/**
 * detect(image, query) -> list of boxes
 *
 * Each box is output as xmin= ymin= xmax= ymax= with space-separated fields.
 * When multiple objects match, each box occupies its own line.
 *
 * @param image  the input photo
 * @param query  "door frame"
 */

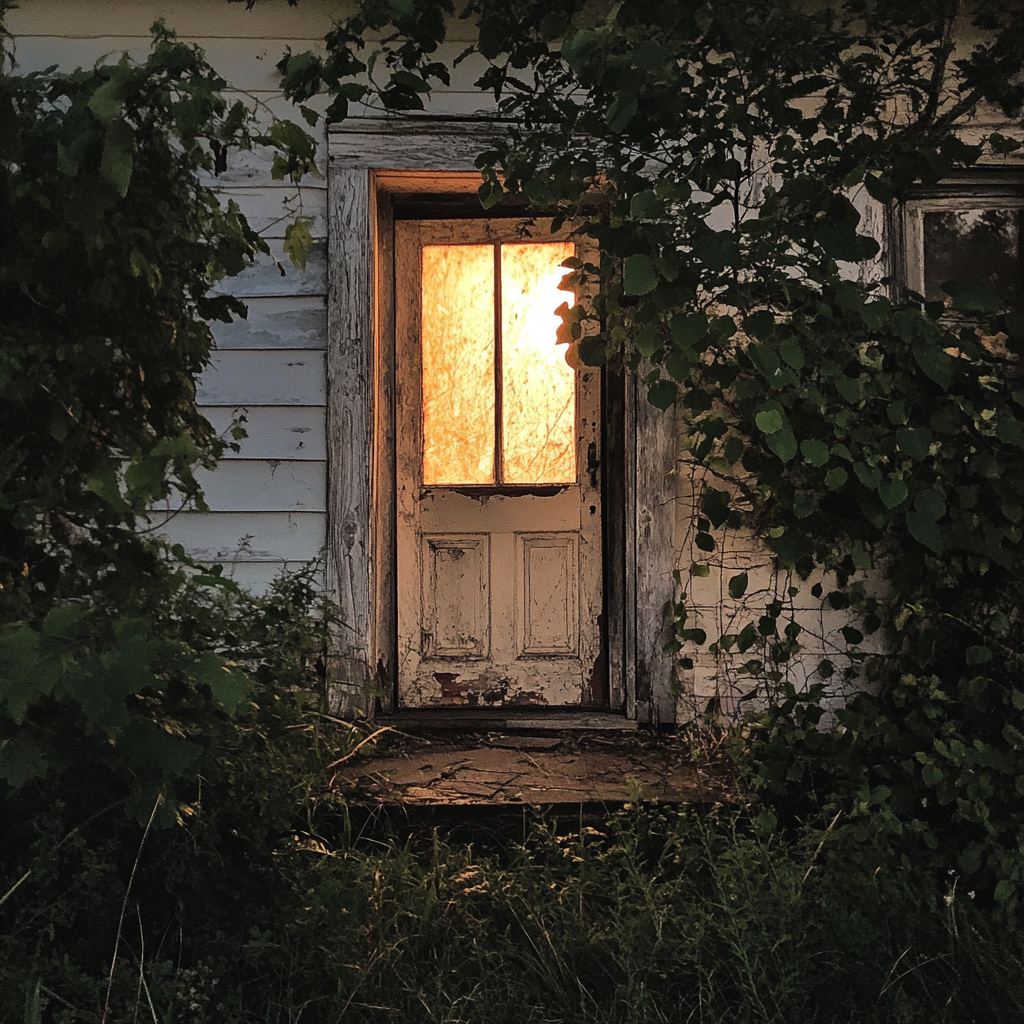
xmin=326 ymin=116 xmax=677 ymax=723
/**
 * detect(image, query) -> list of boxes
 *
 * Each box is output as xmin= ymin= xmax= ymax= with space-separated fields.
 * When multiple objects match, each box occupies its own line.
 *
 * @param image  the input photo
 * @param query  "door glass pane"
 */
xmin=924 ymin=208 xmax=1024 ymax=311
xmin=421 ymin=244 xmax=495 ymax=485
xmin=501 ymin=242 xmax=577 ymax=484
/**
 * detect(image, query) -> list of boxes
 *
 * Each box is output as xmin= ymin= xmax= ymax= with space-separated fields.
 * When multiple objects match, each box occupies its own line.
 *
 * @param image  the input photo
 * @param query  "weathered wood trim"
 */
xmin=326 ymin=165 xmax=375 ymax=713
xmin=623 ymin=374 xmax=638 ymax=720
xmin=633 ymin=382 xmax=678 ymax=726
xmin=329 ymin=116 xmax=508 ymax=170
xmin=888 ymin=169 xmax=1024 ymax=303
xmin=326 ymin=115 xmax=658 ymax=722
xmin=602 ymin=359 xmax=628 ymax=712
xmin=374 ymin=187 xmax=398 ymax=712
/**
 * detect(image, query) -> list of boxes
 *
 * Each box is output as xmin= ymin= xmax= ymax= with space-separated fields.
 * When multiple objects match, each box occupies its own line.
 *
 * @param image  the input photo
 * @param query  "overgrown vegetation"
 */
xmin=0 ymin=11 xmax=325 ymax=804
xmin=279 ymin=0 xmax=1024 ymax=918
xmin=7 ymin=797 xmax=1024 ymax=1023
xmin=7 ymin=0 xmax=1024 ymax=1020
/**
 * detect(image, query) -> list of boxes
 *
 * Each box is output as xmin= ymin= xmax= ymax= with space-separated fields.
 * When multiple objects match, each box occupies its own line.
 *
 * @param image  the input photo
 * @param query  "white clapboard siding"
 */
xmin=197 ymin=349 xmax=325 ymax=406
xmin=154 ymin=510 xmax=325 ymax=562
xmin=189 ymin=462 xmax=323 ymax=512
xmin=11 ymin=33 xmax=506 ymax=103
xmin=210 ymin=297 xmax=326 ymax=350
xmin=150 ymin=461 xmax=324 ymax=513
xmin=212 ymin=241 xmax=327 ymax=298
xmin=203 ymin=406 xmax=327 ymax=461
xmin=199 ymin=132 xmax=328 ymax=189
xmin=7 ymin=37 xmax=323 ymax=91
xmin=220 ymin=561 xmax=325 ymax=597
xmin=223 ymin=186 xmax=328 ymax=238
xmin=188 ymin=459 xmax=326 ymax=513
xmin=5 ymin=1 xmax=338 ymax=40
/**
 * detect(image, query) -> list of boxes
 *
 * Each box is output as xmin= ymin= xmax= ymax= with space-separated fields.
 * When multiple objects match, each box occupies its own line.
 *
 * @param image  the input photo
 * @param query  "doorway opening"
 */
xmin=327 ymin=124 xmax=678 ymax=726
xmin=392 ymin=217 xmax=605 ymax=709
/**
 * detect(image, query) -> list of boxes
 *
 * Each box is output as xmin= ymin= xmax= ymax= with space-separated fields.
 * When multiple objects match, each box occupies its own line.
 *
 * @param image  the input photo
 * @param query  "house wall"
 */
xmin=670 ymin=194 xmax=893 ymax=723
xmin=7 ymin=0 xmax=495 ymax=596
xmin=14 ymin=3 xmax=1022 ymax=722
xmin=670 ymin=127 xmax=1024 ymax=725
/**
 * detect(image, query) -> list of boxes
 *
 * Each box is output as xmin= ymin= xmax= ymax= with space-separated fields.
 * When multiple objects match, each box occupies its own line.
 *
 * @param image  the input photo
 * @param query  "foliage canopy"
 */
xmin=5 ymin=1 xmax=1024 ymax=1017
xmin=0 ymin=14 xmax=325 ymax=810
xmin=276 ymin=0 xmax=1024 ymax=911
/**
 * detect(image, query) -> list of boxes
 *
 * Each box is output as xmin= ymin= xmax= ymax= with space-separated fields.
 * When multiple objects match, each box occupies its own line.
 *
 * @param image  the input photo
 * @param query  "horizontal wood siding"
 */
xmin=203 ymin=407 xmax=326 ymax=461
xmin=225 ymin=187 xmax=328 ymax=238
xmin=209 ymin=298 xmax=326 ymax=351
xmin=197 ymin=350 xmax=325 ymax=406
xmin=5 ymin=4 xmax=342 ymax=585
xmin=6 ymin=0 xmax=499 ymax=594
xmin=155 ymin=511 xmax=325 ymax=562
xmin=189 ymin=460 xmax=326 ymax=513
xmin=223 ymin=561 xmax=326 ymax=597
xmin=212 ymin=242 xmax=327 ymax=298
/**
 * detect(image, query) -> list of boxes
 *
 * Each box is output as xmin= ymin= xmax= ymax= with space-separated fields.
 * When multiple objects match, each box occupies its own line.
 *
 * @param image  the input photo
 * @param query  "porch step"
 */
xmin=336 ymin=732 xmax=729 ymax=808
xmin=378 ymin=709 xmax=639 ymax=732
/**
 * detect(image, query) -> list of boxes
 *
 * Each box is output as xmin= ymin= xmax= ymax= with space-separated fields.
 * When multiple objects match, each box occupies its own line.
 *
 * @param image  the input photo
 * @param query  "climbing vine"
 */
xmin=277 ymin=0 xmax=1024 ymax=910
xmin=0 ymin=17 xmax=323 ymax=807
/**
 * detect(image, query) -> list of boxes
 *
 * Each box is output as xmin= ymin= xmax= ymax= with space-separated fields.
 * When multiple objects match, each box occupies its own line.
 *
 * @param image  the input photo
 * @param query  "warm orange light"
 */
xmin=421 ymin=244 xmax=495 ymax=485
xmin=501 ymin=242 xmax=577 ymax=484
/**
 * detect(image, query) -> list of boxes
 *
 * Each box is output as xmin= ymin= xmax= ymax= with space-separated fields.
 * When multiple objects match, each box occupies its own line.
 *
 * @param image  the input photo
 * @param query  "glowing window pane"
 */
xmin=501 ymin=242 xmax=577 ymax=484
xmin=421 ymin=245 xmax=495 ymax=485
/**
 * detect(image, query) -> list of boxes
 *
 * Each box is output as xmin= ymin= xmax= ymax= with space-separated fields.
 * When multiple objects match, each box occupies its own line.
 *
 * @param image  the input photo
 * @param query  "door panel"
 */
xmin=395 ymin=219 xmax=602 ymax=709
xmin=519 ymin=534 xmax=578 ymax=656
xmin=422 ymin=535 xmax=489 ymax=659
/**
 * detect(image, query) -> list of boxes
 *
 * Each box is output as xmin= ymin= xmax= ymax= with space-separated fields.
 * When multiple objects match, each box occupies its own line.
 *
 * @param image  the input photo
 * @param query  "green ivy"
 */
xmin=279 ymin=0 xmax=1024 ymax=913
xmin=0 ymin=20 xmax=322 ymax=811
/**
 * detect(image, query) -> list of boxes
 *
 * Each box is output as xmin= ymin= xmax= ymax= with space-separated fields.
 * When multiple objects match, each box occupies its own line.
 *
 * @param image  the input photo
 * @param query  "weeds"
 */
xmin=5 ymin=793 xmax=1022 ymax=1024
xmin=2 ymin=574 xmax=1021 ymax=1023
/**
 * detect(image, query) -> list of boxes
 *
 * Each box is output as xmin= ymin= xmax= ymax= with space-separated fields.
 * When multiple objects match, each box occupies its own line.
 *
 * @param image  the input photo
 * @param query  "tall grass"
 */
xmin=3 ymin=799 xmax=1022 ymax=1023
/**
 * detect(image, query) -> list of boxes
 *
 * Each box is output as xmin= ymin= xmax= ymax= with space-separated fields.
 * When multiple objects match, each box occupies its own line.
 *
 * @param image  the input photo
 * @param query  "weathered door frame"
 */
xmin=326 ymin=115 xmax=676 ymax=724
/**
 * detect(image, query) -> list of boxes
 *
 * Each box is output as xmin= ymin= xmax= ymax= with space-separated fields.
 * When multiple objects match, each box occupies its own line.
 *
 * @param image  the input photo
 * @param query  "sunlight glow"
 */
xmin=420 ymin=240 xmax=577 ymax=486
xmin=421 ymin=244 xmax=495 ymax=485
xmin=502 ymin=242 xmax=577 ymax=484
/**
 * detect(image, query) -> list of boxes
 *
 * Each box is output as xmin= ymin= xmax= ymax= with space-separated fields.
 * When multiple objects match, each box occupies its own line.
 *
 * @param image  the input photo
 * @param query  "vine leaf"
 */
xmin=800 ymin=439 xmax=830 ymax=466
xmin=879 ymin=476 xmax=909 ymax=509
xmin=913 ymin=342 xmax=953 ymax=390
xmin=767 ymin=427 xmax=797 ymax=462
xmin=623 ymin=254 xmax=659 ymax=295
xmin=906 ymin=510 xmax=944 ymax=553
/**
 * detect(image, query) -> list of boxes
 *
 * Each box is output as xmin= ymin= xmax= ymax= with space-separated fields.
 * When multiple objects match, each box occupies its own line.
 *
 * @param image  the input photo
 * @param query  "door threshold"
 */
xmin=380 ymin=708 xmax=638 ymax=732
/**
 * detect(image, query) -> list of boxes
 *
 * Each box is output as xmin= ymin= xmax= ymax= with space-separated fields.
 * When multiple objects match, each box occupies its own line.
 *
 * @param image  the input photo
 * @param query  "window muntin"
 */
xmin=420 ymin=240 xmax=576 ymax=487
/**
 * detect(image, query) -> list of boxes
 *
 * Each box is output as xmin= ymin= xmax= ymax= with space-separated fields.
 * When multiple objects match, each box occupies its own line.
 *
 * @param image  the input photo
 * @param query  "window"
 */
xmin=902 ymin=174 xmax=1024 ymax=314
xmin=419 ymin=240 xmax=577 ymax=486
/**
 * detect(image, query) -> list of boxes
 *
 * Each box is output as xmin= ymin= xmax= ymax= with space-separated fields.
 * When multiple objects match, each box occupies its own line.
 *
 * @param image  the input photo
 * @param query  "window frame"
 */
xmin=897 ymin=171 xmax=1024 ymax=312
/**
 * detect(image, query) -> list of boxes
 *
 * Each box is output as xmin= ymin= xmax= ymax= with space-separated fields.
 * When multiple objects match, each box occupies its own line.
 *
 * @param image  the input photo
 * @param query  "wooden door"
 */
xmin=395 ymin=219 xmax=603 ymax=708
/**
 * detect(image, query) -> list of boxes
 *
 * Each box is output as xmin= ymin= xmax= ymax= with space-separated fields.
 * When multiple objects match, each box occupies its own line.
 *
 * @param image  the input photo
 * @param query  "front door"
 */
xmin=395 ymin=218 xmax=603 ymax=708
